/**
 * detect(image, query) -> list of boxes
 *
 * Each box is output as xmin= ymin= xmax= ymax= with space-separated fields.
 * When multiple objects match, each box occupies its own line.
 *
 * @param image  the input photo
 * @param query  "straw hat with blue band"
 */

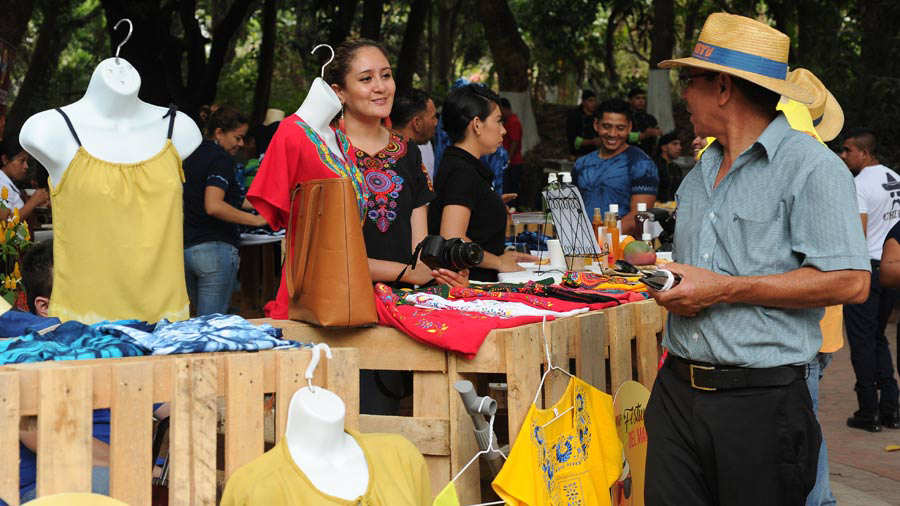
xmin=659 ymin=13 xmax=815 ymax=105
xmin=786 ymin=68 xmax=844 ymax=142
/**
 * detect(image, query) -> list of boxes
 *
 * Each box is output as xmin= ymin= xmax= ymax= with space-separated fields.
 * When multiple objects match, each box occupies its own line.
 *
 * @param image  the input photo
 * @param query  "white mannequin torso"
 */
xmin=19 ymin=57 xmax=202 ymax=188
xmin=284 ymin=386 xmax=369 ymax=500
xmin=295 ymin=77 xmax=346 ymax=162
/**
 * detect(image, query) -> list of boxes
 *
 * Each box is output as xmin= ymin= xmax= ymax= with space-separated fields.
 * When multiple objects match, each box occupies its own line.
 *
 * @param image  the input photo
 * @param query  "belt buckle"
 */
xmin=689 ymin=364 xmax=717 ymax=391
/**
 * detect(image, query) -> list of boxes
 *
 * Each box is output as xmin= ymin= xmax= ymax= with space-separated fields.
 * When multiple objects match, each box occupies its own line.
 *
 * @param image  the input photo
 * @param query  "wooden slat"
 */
xmin=454 ymin=332 xmax=505 ymax=373
xmin=448 ymin=362 xmax=480 ymax=505
xmin=109 ymin=363 xmax=153 ymax=506
xmin=546 ymin=317 xmax=573 ymax=407
xmin=326 ymin=349 xmax=360 ymax=431
xmin=634 ymin=300 xmax=663 ymax=390
xmin=168 ymin=359 xmax=191 ymax=506
xmin=504 ymin=325 xmax=542 ymax=445
xmin=0 ymin=373 xmax=20 ymax=506
xmin=275 ymin=349 xmax=307 ymax=444
xmin=358 ymin=415 xmax=450 ymax=455
xmin=608 ymin=304 xmax=635 ymax=393
xmin=6 ymin=351 xmax=286 ymax=415
xmin=576 ymin=312 xmax=608 ymax=392
xmin=37 ymin=366 xmax=92 ymax=496
xmin=414 ymin=371 xmax=451 ymax=498
xmin=225 ymin=354 xmax=264 ymax=480
xmin=257 ymin=319 xmax=446 ymax=372
xmin=169 ymin=358 xmax=218 ymax=506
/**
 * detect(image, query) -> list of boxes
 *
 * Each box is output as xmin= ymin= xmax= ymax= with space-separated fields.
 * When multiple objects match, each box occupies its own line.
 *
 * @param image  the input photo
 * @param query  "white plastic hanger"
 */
xmin=113 ymin=18 xmax=133 ymax=65
xmin=532 ymin=316 xmax=575 ymax=428
xmin=311 ymin=44 xmax=335 ymax=79
xmin=452 ymin=406 xmax=507 ymax=506
xmin=304 ymin=343 xmax=332 ymax=394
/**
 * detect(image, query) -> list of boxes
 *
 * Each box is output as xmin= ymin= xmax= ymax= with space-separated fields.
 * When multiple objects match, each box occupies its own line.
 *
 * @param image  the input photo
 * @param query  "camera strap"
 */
xmin=395 ymin=241 xmax=426 ymax=285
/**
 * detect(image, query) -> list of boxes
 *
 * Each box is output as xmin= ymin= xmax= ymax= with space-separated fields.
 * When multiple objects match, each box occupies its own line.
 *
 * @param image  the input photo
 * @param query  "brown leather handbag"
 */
xmin=285 ymin=177 xmax=377 ymax=326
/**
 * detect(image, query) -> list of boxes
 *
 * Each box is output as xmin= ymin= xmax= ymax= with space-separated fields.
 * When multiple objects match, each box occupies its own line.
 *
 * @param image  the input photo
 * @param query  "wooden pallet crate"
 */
xmin=258 ymin=298 xmax=665 ymax=503
xmin=0 ymin=347 xmax=359 ymax=506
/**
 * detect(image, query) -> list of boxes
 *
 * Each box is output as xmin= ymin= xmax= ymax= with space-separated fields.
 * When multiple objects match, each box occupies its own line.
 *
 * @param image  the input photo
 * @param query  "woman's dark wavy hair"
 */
xmin=441 ymin=84 xmax=502 ymax=144
xmin=205 ymin=106 xmax=248 ymax=137
xmin=323 ymin=39 xmax=391 ymax=89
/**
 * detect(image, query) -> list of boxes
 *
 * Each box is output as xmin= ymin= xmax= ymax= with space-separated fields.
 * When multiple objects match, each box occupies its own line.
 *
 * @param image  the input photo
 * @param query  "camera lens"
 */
xmin=445 ymin=240 xmax=483 ymax=270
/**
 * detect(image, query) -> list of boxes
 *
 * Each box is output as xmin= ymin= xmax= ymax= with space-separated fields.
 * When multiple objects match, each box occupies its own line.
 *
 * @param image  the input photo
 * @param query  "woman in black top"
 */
xmin=327 ymin=39 xmax=466 ymax=287
xmin=183 ymin=106 xmax=267 ymax=315
xmin=428 ymin=85 xmax=536 ymax=281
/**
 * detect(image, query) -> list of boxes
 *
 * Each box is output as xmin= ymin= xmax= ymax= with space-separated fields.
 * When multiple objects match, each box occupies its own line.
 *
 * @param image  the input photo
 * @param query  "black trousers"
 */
xmin=645 ymin=359 xmax=820 ymax=506
xmin=843 ymin=264 xmax=900 ymax=417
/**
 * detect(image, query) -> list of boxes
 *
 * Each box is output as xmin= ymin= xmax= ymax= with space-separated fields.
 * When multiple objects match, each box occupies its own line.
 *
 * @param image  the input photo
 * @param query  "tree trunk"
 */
xmin=649 ymin=0 xmax=674 ymax=66
xmin=328 ymin=0 xmax=359 ymax=46
xmin=100 ymin=0 xmax=177 ymax=108
xmin=477 ymin=0 xmax=530 ymax=91
xmin=682 ymin=0 xmax=701 ymax=49
xmin=6 ymin=0 xmax=89 ymax=134
xmin=395 ymin=0 xmax=429 ymax=92
xmin=648 ymin=0 xmax=675 ymax=134
xmin=0 ymin=0 xmax=36 ymax=48
xmin=436 ymin=0 xmax=462 ymax=92
xmin=252 ymin=0 xmax=279 ymax=125
xmin=361 ymin=0 xmax=384 ymax=40
xmin=605 ymin=6 xmax=623 ymax=86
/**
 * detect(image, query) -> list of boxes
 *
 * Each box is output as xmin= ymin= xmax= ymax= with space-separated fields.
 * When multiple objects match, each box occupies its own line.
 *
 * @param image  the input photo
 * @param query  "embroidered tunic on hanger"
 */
xmin=493 ymin=376 xmax=622 ymax=506
xmin=247 ymin=115 xmax=366 ymax=319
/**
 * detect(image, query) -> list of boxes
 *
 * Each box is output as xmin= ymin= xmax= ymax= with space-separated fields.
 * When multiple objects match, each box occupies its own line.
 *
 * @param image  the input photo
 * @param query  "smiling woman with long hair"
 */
xmin=326 ymin=39 xmax=466 ymax=288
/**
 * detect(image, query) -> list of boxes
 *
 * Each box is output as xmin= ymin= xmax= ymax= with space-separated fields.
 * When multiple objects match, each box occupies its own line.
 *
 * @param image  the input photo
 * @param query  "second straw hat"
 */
xmin=659 ymin=13 xmax=814 ymax=104
xmin=787 ymin=68 xmax=844 ymax=142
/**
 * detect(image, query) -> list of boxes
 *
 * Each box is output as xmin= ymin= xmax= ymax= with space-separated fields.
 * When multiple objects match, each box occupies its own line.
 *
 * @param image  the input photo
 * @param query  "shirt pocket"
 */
xmin=718 ymin=202 xmax=789 ymax=276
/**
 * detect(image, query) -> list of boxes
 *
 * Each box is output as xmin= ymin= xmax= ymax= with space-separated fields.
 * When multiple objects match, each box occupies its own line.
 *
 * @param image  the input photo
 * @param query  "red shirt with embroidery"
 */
xmin=247 ymin=115 xmax=366 ymax=319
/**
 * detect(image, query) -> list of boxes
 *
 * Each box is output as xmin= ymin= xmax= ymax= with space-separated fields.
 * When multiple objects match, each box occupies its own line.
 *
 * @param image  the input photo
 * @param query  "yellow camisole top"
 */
xmin=48 ymin=107 xmax=189 ymax=323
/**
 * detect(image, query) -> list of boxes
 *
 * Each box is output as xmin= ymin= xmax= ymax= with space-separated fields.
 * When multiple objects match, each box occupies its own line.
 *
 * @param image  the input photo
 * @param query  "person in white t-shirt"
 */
xmin=0 ymin=137 xmax=49 ymax=221
xmin=840 ymin=127 xmax=900 ymax=431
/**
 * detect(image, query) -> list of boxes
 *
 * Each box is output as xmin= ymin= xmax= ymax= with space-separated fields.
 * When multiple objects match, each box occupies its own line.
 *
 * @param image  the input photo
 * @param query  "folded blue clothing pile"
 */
xmin=108 ymin=313 xmax=300 ymax=355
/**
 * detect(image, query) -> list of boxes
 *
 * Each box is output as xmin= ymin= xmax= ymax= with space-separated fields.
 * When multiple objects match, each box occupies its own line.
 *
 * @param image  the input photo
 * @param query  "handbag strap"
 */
xmin=286 ymin=183 xmax=323 ymax=298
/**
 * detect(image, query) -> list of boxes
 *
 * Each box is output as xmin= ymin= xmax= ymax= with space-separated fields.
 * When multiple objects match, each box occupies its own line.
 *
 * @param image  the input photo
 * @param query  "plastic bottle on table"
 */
xmin=635 ymin=202 xmax=653 ymax=237
xmin=605 ymin=204 xmax=620 ymax=267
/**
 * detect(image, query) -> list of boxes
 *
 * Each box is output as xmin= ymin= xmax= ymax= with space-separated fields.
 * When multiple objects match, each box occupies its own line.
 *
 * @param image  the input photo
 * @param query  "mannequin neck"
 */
xmin=295 ymin=78 xmax=342 ymax=132
xmin=285 ymin=387 xmax=347 ymax=458
xmin=77 ymin=58 xmax=143 ymax=119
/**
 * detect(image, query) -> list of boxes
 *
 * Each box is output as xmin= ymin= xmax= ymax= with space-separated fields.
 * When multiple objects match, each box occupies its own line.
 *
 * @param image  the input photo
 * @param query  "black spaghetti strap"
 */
xmin=163 ymin=104 xmax=177 ymax=139
xmin=55 ymin=108 xmax=82 ymax=147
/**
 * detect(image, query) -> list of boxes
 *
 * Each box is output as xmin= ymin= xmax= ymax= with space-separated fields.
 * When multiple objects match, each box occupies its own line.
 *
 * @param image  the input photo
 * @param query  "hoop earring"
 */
xmin=338 ymin=105 xmax=346 ymax=132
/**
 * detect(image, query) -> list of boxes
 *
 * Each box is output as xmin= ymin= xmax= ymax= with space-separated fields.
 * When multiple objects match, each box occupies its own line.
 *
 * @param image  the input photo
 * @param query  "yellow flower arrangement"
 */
xmin=0 ymin=198 xmax=32 ymax=306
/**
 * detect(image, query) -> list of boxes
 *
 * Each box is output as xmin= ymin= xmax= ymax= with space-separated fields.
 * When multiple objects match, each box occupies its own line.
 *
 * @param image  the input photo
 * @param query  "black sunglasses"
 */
xmin=677 ymin=71 xmax=719 ymax=86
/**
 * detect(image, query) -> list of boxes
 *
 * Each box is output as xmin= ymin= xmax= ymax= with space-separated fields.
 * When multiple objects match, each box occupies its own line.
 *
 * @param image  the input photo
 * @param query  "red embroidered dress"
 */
xmin=247 ymin=115 xmax=366 ymax=319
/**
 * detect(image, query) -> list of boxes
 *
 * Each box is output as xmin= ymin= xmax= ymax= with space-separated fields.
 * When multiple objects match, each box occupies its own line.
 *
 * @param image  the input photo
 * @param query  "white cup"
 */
xmin=546 ymin=239 xmax=567 ymax=271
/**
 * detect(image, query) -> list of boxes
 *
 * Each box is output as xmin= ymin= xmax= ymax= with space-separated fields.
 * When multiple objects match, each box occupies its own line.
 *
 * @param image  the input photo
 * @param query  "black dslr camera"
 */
xmin=416 ymin=235 xmax=484 ymax=272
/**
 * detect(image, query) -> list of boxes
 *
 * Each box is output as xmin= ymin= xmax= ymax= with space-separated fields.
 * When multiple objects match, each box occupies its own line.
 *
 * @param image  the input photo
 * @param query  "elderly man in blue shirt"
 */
xmin=644 ymin=13 xmax=870 ymax=506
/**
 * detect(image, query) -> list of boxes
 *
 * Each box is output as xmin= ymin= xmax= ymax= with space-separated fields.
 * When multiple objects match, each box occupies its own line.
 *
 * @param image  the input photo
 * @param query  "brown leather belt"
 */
xmin=668 ymin=355 xmax=806 ymax=391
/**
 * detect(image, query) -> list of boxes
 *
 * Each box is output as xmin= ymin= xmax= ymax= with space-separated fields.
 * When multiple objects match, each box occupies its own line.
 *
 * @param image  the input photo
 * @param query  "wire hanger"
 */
xmin=113 ymin=18 xmax=133 ymax=65
xmin=451 ymin=406 xmax=507 ymax=506
xmin=311 ymin=44 xmax=335 ymax=79
xmin=532 ymin=316 xmax=575 ymax=428
xmin=304 ymin=343 xmax=332 ymax=394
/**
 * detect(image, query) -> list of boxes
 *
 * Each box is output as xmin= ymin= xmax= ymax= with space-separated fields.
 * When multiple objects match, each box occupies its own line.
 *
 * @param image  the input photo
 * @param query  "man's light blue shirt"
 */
xmin=665 ymin=114 xmax=869 ymax=367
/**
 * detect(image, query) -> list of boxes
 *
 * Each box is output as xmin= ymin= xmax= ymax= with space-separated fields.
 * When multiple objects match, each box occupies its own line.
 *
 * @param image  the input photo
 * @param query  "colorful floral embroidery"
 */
xmin=357 ymin=131 xmax=408 ymax=233
xmin=295 ymin=119 xmax=368 ymax=217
